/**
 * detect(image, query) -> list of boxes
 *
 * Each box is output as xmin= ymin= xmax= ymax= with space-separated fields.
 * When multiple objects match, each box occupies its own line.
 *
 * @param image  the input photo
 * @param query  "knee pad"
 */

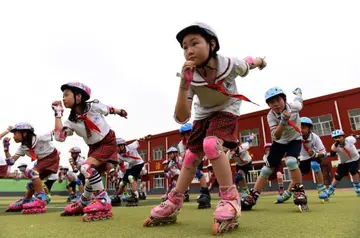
xmin=260 ymin=166 xmax=273 ymax=179
xmin=285 ymin=157 xmax=298 ymax=170
xmin=276 ymin=171 xmax=283 ymax=179
xmin=183 ymin=149 xmax=197 ymax=168
xmin=26 ymin=181 xmax=34 ymax=191
xmin=335 ymin=172 xmax=343 ymax=181
xmin=195 ymin=168 xmax=203 ymax=179
xmin=128 ymin=175 xmax=135 ymax=183
xmin=80 ymin=161 xmax=93 ymax=179
xmin=234 ymin=173 xmax=243 ymax=184
xmin=311 ymin=161 xmax=321 ymax=173
xmin=203 ymin=136 xmax=223 ymax=160
xmin=27 ymin=169 xmax=39 ymax=180
xmin=119 ymin=181 xmax=127 ymax=188
xmin=76 ymin=178 xmax=82 ymax=186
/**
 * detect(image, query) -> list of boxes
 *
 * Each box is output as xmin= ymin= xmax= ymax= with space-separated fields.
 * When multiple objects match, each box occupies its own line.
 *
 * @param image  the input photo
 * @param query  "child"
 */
xmin=276 ymin=117 xmax=329 ymax=203
xmin=162 ymin=147 xmax=182 ymax=202
xmin=243 ymin=87 xmax=309 ymax=212
xmin=52 ymin=81 xmax=127 ymax=221
xmin=110 ymin=161 xmax=128 ymax=206
xmin=115 ymin=137 xmax=145 ymax=207
xmin=326 ymin=130 xmax=360 ymax=197
xmin=143 ymin=22 xmax=266 ymax=235
xmin=4 ymin=123 xmax=60 ymax=214
xmin=0 ymin=126 xmax=14 ymax=178
xmin=226 ymin=136 xmax=254 ymax=197
xmin=139 ymin=164 xmax=149 ymax=200
xmin=263 ymin=143 xmax=285 ymax=197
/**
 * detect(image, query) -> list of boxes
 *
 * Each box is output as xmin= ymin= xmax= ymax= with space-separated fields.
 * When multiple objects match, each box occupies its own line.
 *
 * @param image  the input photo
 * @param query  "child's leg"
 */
xmin=327 ymin=164 xmax=345 ymax=197
xmin=349 ymin=161 xmax=360 ymax=196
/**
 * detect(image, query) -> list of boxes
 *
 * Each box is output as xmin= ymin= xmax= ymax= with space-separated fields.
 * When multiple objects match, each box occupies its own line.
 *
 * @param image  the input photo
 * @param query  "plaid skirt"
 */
xmin=187 ymin=111 xmax=238 ymax=152
xmin=34 ymin=149 xmax=60 ymax=180
xmin=0 ymin=164 xmax=10 ymax=178
xmin=88 ymin=129 xmax=118 ymax=174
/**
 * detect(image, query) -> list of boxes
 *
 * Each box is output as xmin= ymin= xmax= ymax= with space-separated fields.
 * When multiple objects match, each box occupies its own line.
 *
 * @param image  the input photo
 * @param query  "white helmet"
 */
xmin=176 ymin=22 xmax=220 ymax=53
xmin=116 ymin=138 xmax=126 ymax=145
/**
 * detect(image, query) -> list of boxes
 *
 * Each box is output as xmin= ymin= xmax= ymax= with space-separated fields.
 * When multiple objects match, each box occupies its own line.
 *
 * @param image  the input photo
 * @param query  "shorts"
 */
xmin=123 ymin=163 xmax=144 ymax=183
xmin=235 ymin=163 xmax=252 ymax=174
xmin=336 ymin=160 xmax=359 ymax=177
xmin=266 ymin=140 xmax=301 ymax=168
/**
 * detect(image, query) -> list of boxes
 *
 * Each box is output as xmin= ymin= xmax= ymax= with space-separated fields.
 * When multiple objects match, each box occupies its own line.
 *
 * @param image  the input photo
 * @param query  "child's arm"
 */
xmin=3 ymin=138 xmax=20 ymax=164
xmin=0 ymin=126 xmax=12 ymax=139
xmin=289 ymin=88 xmax=303 ymax=113
xmin=174 ymin=61 xmax=194 ymax=123
xmin=269 ymin=111 xmax=291 ymax=140
xmin=51 ymin=100 xmax=74 ymax=142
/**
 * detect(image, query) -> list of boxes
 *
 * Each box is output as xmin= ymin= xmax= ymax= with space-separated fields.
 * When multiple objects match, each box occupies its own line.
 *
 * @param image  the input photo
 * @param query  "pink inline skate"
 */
xmin=143 ymin=188 xmax=183 ymax=227
xmin=82 ymin=191 xmax=113 ymax=222
xmin=212 ymin=185 xmax=241 ymax=235
xmin=6 ymin=198 xmax=33 ymax=212
xmin=60 ymin=199 xmax=86 ymax=216
xmin=22 ymin=196 xmax=47 ymax=214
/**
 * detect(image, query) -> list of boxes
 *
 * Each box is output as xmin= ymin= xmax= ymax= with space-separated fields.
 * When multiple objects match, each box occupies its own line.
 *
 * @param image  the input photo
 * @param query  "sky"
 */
xmin=0 ymin=0 xmax=359 ymax=169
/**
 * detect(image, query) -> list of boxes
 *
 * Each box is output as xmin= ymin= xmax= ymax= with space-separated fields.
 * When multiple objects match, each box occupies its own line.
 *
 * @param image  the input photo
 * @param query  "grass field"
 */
xmin=1 ymin=190 xmax=359 ymax=238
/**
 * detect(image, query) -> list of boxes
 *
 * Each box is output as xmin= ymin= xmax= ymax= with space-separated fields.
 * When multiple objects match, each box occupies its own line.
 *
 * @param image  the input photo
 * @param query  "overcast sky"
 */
xmin=0 ymin=0 xmax=359 ymax=169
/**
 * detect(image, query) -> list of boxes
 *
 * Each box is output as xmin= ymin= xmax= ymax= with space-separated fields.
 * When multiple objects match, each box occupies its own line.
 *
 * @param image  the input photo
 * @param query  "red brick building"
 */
xmin=130 ymin=87 xmax=360 ymax=191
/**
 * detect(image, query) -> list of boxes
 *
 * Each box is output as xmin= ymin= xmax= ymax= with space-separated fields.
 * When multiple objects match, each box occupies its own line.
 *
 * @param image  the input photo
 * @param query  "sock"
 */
xmin=134 ymin=191 xmax=139 ymax=198
xmin=89 ymin=169 xmax=104 ymax=191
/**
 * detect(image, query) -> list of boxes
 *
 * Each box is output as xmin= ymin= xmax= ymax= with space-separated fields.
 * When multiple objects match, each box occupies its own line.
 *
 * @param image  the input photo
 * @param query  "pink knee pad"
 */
xmin=276 ymin=172 xmax=283 ymax=179
xmin=203 ymin=136 xmax=223 ymax=160
xmin=183 ymin=149 xmax=197 ymax=168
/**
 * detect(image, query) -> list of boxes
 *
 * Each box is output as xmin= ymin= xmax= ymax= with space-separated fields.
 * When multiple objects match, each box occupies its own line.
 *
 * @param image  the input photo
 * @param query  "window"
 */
xmin=139 ymin=150 xmax=147 ymax=161
xmin=153 ymin=146 xmax=164 ymax=161
xmin=349 ymin=108 xmax=360 ymax=131
xmin=240 ymin=128 xmax=260 ymax=146
xmin=153 ymin=174 xmax=164 ymax=188
xmin=310 ymin=114 xmax=334 ymax=136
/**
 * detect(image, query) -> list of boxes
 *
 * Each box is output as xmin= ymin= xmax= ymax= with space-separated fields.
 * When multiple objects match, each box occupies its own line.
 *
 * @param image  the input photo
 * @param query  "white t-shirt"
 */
xmin=175 ymin=55 xmax=250 ymax=123
xmin=0 ymin=156 xmax=6 ymax=166
xmin=267 ymin=98 xmax=303 ymax=144
xmin=299 ymin=132 xmax=326 ymax=161
xmin=47 ymin=173 xmax=58 ymax=180
xmin=15 ymin=133 xmax=55 ymax=160
xmin=178 ymin=140 xmax=186 ymax=157
xmin=64 ymin=101 xmax=111 ymax=145
xmin=332 ymin=136 xmax=359 ymax=164
xmin=118 ymin=141 xmax=144 ymax=169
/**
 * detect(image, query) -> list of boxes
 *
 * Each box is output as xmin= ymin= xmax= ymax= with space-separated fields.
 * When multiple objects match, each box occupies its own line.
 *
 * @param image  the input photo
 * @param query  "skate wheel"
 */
xmin=143 ymin=217 xmax=152 ymax=227
xmin=212 ymin=222 xmax=220 ymax=235
xmin=82 ymin=215 xmax=91 ymax=222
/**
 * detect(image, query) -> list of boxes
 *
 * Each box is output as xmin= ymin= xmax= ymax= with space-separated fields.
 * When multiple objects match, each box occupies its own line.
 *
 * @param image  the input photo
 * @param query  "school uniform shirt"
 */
xmin=15 ymin=133 xmax=55 ymax=160
xmin=47 ymin=173 xmax=58 ymax=181
xmin=226 ymin=142 xmax=252 ymax=166
xmin=178 ymin=140 xmax=186 ymax=156
xmin=167 ymin=157 xmax=181 ymax=177
xmin=118 ymin=140 xmax=144 ymax=169
xmin=0 ymin=156 xmax=6 ymax=166
xmin=175 ymin=55 xmax=250 ymax=123
xmin=299 ymin=132 xmax=326 ymax=161
xmin=267 ymin=98 xmax=303 ymax=144
xmin=66 ymin=171 xmax=78 ymax=181
xmin=331 ymin=136 xmax=359 ymax=164
xmin=75 ymin=156 xmax=85 ymax=166
xmin=63 ymin=101 xmax=111 ymax=145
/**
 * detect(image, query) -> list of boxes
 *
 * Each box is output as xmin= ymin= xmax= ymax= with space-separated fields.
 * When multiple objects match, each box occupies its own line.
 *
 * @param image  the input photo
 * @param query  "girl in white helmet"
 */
xmin=243 ymin=87 xmax=308 ymax=212
xmin=326 ymin=130 xmax=360 ymax=197
xmin=115 ymin=137 xmax=145 ymax=207
xmin=52 ymin=81 xmax=127 ymax=221
xmin=161 ymin=147 xmax=182 ymax=202
xmin=3 ymin=123 xmax=60 ymax=214
xmin=144 ymin=22 xmax=266 ymax=234
xmin=226 ymin=136 xmax=255 ymax=198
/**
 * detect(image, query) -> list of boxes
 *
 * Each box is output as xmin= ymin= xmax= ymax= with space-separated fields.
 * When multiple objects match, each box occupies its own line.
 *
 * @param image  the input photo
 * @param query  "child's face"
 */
xmin=13 ymin=131 xmax=23 ymax=143
xmin=71 ymin=153 xmax=79 ymax=159
xmin=267 ymin=95 xmax=285 ymax=114
xmin=264 ymin=147 xmax=270 ymax=155
xmin=182 ymin=33 xmax=210 ymax=66
xmin=301 ymin=125 xmax=311 ymax=137
xmin=63 ymin=89 xmax=75 ymax=108
xmin=168 ymin=152 xmax=176 ymax=159
xmin=334 ymin=136 xmax=345 ymax=144
xmin=183 ymin=131 xmax=191 ymax=141
xmin=117 ymin=145 xmax=125 ymax=153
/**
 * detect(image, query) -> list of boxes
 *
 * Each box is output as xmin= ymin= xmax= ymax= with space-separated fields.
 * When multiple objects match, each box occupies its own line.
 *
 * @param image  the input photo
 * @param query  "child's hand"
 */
xmin=179 ymin=61 xmax=195 ymax=90
xmin=119 ymin=109 xmax=128 ymax=119
xmin=280 ymin=110 xmax=291 ymax=125
xmin=293 ymin=88 xmax=302 ymax=96
xmin=51 ymin=100 xmax=64 ymax=118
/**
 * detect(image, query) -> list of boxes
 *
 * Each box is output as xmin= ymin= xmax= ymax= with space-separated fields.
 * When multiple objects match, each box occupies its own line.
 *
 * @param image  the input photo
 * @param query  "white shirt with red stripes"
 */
xmin=299 ymin=132 xmax=326 ymax=161
xmin=118 ymin=140 xmax=144 ymax=169
xmin=331 ymin=136 xmax=359 ymax=164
